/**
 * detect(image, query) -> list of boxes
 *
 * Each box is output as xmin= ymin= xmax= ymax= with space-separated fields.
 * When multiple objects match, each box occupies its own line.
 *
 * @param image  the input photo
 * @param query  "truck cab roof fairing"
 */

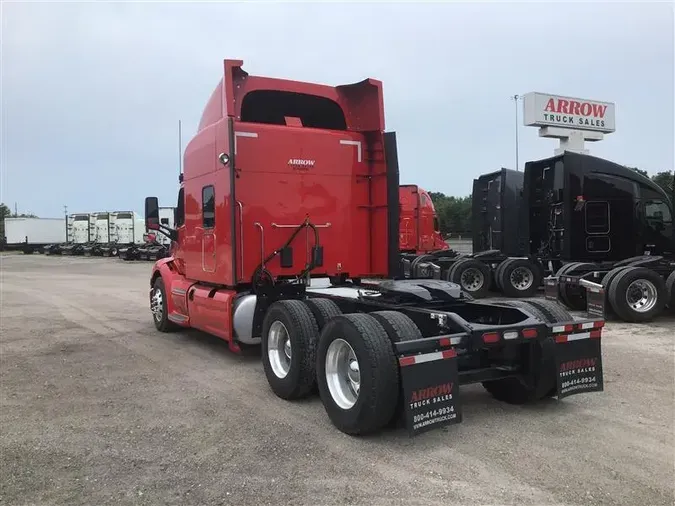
xmin=197 ymin=59 xmax=385 ymax=134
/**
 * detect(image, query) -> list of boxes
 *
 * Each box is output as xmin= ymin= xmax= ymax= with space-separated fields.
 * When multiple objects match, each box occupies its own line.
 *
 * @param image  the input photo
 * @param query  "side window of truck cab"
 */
xmin=644 ymin=200 xmax=672 ymax=231
xmin=175 ymin=188 xmax=185 ymax=228
xmin=202 ymin=185 xmax=215 ymax=229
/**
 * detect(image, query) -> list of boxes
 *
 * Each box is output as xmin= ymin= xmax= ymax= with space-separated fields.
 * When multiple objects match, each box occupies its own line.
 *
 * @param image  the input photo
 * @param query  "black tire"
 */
xmin=483 ymin=298 xmax=558 ymax=403
xmin=482 ymin=336 xmax=557 ymax=404
xmin=601 ymin=266 xmax=632 ymax=289
xmin=443 ymin=259 xmax=460 ymax=282
xmin=369 ymin=310 xmax=423 ymax=343
xmin=316 ymin=313 xmax=399 ymax=435
xmin=449 ymin=258 xmax=492 ymax=299
xmin=607 ymin=267 xmax=667 ymax=323
xmin=151 ymin=277 xmax=179 ymax=333
xmin=559 ymin=262 xmax=596 ymax=311
xmin=369 ymin=311 xmax=423 ymax=428
xmin=499 ymin=258 xmax=542 ymax=298
xmin=666 ymin=271 xmax=675 ymax=310
xmin=498 ymin=300 xmax=549 ymax=323
xmin=261 ymin=300 xmax=320 ymax=400
xmin=493 ymin=258 xmax=514 ymax=293
xmin=525 ymin=299 xmax=574 ymax=324
xmin=554 ymin=262 xmax=581 ymax=306
xmin=304 ymin=298 xmax=342 ymax=331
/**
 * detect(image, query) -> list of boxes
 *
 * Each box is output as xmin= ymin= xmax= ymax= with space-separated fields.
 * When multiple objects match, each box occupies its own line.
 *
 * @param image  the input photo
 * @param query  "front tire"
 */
xmin=316 ymin=313 xmax=399 ymax=435
xmin=151 ymin=277 xmax=179 ymax=332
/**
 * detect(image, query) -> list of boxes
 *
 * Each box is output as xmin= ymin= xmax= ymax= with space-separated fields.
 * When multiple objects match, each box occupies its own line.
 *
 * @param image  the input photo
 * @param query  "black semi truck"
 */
xmin=404 ymin=152 xmax=675 ymax=322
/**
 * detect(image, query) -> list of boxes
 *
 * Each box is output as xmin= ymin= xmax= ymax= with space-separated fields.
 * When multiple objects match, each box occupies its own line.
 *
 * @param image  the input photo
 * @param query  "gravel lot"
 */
xmin=1 ymin=254 xmax=674 ymax=506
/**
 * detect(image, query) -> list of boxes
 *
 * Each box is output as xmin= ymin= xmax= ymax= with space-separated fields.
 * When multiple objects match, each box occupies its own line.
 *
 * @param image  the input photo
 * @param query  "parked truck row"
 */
xmin=0 ymin=210 xmax=173 ymax=262
xmin=142 ymin=59 xmax=606 ymax=437
xmin=402 ymin=153 xmax=675 ymax=323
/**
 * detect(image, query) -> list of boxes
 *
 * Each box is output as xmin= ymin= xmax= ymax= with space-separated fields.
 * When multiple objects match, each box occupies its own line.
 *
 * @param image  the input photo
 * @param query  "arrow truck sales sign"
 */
xmin=523 ymin=92 xmax=616 ymax=133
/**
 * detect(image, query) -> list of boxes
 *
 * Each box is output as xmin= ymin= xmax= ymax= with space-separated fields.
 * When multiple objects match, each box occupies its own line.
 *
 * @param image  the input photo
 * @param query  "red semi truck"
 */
xmin=398 ymin=184 xmax=449 ymax=255
xmin=144 ymin=59 xmax=605 ymax=436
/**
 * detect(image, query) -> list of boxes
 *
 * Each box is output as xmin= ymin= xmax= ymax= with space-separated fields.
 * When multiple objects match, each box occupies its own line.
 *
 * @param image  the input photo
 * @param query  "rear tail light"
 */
xmin=522 ymin=328 xmax=538 ymax=339
xmin=482 ymin=332 xmax=500 ymax=344
xmin=439 ymin=337 xmax=452 ymax=347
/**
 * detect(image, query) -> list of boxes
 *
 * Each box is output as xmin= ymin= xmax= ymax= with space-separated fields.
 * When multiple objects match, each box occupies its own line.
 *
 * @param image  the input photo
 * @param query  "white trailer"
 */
xmin=112 ymin=211 xmax=146 ymax=245
xmin=60 ymin=214 xmax=96 ymax=255
xmin=2 ymin=217 xmax=66 ymax=254
xmin=68 ymin=214 xmax=95 ymax=244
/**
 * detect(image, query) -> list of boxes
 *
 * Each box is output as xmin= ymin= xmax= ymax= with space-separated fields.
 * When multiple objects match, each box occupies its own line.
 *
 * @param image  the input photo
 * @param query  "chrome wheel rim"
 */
xmin=325 ymin=338 xmax=360 ymax=410
xmin=151 ymin=288 xmax=163 ymax=322
xmin=626 ymin=279 xmax=658 ymax=313
xmin=268 ymin=321 xmax=292 ymax=379
xmin=460 ymin=267 xmax=485 ymax=292
xmin=510 ymin=266 xmax=534 ymax=290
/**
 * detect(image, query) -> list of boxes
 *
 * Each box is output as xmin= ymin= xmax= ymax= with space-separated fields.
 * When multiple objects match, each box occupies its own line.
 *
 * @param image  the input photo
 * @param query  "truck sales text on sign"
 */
xmin=523 ymin=92 xmax=616 ymax=133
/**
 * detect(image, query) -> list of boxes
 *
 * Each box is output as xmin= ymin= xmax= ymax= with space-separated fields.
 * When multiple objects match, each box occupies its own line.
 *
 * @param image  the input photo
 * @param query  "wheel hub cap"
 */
xmin=325 ymin=338 xmax=360 ymax=410
xmin=268 ymin=321 xmax=292 ymax=379
xmin=461 ymin=267 xmax=485 ymax=291
xmin=625 ymin=279 xmax=658 ymax=313
xmin=151 ymin=288 xmax=163 ymax=321
xmin=510 ymin=266 xmax=534 ymax=290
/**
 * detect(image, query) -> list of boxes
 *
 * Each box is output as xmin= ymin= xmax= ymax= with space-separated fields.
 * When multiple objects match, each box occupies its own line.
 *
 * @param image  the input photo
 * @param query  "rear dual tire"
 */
xmin=495 ymin=258 xmax=542 ymax=298
xmin=261 ymin=299 xmax=423 ymax=435
xmin=445 ymin=258 xmax=491 ymax=298
xmin=606 ymin=267 xmax=667 ymax=323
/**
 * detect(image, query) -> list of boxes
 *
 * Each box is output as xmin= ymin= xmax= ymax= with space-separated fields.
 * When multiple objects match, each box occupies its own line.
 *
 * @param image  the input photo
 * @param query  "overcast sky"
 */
xmin=2 ymin=1 xmax=673 ymax=218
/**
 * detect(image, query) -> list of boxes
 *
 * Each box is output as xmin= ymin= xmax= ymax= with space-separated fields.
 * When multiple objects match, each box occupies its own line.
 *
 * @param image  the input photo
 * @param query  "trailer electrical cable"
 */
xmin=251 ymin=217 xmax=321 ymax=294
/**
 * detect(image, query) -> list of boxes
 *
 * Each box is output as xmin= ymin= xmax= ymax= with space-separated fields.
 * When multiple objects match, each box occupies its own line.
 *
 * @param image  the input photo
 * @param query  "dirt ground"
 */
xmin=1 ymin=255 xmax=674 ymax=506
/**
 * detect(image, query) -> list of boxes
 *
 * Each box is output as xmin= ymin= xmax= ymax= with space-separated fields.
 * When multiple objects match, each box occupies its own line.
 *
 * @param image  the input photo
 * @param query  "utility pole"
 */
xmin=14 ymin=202 xmax=18 ymax=217
xmin=511 ymin=94 xmax=521 ymax=171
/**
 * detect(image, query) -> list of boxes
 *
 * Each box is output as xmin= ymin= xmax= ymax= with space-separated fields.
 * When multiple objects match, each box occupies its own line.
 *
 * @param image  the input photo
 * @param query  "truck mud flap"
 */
xmin=543 ymin=276 xmax=560 ymax=301
xmin=551 ymin=322 xmax=604 ymax=399
xmin=399 ymin=349 xmax=461 ymax=436
xmin=544 ymin=276 xmax=606 ymax=319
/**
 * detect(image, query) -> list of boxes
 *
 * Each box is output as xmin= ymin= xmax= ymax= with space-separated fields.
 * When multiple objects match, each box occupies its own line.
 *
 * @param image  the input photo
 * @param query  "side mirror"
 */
xmin=145 ymin=197 xmax=160 ymax=230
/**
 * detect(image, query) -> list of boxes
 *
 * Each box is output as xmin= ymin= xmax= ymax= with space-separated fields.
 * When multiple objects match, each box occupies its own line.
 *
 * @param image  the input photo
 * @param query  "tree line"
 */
xmin=429 ymin=169 xmax=674 ymax=237
xmin=1 ymin=168 xmax=672 ymax=240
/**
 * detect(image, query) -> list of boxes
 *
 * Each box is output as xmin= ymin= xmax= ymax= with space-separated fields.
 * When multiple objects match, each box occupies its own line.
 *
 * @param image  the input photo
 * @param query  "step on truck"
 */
xmin=407 ymin=155 xmax=675 ymax=322
xmin=144 ymin=59 xmax=606 ymax=436
xmin=1 ymin=217 xmax=66 ymax=254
